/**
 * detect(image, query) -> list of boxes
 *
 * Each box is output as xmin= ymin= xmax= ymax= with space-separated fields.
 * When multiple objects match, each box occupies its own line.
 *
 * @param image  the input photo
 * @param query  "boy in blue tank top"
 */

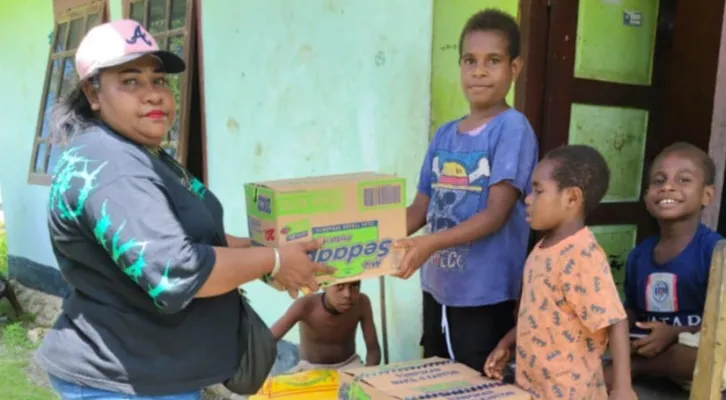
xmin=605 ymin=142 xmax=724 ymax=390
xmin=395 ymin=9 xmax=538 ymax=372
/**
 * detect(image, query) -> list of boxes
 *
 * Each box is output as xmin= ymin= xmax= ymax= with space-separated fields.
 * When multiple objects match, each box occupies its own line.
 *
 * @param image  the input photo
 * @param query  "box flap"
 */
xmin=341 ymin=357 xmax=453 ymax=378
xmin=341 ymin=357 xmax=531 ymax=399
xmin=251 ymin=172 xmax=398 ymax=191
xmin=344 ymin=358 xmax=479 ymax=391
xmin=385 ymin=379 xmax=531 ymax=399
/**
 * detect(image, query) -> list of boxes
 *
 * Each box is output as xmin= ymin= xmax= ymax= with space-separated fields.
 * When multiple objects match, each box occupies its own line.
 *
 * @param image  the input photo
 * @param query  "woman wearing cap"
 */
xmin=36 ymin=20 xmax=331 ymax=400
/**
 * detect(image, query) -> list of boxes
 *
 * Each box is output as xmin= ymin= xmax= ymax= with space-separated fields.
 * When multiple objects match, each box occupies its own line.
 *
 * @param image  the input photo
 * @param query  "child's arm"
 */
xmin=484 ymin=327 xmax=516 ymax=380
xmin=407 ymin=192 xmax=430 ymax=236
xmin=608 ymin=319 xmax=635 ymax=396
xmin=270 ymin=297 xmax=307 ymax=341
xmin=631 ymin=321 xmax=699 ymax=358
xmin=395 ymin=124 xmax=537 ymax=279
xmin=359 ymin=294 xmax=381 ymax=366
xmin=421 ymin=183 xmax=520 ymax=249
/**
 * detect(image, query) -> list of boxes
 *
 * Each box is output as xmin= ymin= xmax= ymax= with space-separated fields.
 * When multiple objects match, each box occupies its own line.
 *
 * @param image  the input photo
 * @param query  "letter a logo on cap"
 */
xmin=126 ymin=24 xmax=152 ymax=46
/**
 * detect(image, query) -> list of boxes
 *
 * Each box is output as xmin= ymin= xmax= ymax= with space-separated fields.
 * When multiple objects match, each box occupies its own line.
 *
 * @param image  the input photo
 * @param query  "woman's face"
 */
xmin=84 ymin=55 xmax=175 ymax=146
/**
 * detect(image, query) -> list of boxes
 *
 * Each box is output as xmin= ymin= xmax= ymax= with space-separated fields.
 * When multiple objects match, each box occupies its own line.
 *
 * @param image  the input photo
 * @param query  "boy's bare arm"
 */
xmin=625 ymin=308 xmax=636 ymax=328
xmin=427 ymin=182 xmax=519 ymax=249
xmin=407 ymin=193 xmax=430 ymax=236
xmin=359 ymin=294 xmax=381 ymax=366
xmin=608 ymin=319 xmax=634 ymax=394
xmin=270 ymin=297 xmax=308 ymax=341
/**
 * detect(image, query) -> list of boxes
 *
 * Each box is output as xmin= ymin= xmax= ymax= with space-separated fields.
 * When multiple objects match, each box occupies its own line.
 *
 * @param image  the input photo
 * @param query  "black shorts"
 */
xmin=420 ymin=291 xmax=516 ymax=372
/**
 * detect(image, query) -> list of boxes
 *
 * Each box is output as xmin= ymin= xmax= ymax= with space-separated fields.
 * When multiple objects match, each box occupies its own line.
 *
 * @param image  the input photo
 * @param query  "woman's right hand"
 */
xmin=275 ymin=239 xmax=336 ymax=298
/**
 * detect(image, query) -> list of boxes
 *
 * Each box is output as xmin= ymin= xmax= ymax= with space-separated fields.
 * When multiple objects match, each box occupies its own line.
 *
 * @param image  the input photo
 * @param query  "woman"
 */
xmin=37 ymin=20 xmax=331 ymax=400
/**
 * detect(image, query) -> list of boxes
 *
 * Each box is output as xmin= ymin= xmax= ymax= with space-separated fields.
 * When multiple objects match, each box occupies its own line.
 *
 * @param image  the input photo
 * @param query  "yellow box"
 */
xmin=250 ymin=369 xmax=339 ymax=399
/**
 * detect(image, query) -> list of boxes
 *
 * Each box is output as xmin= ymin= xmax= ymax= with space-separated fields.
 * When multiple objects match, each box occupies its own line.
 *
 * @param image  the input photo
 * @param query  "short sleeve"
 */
xmin=560 ymin=242 xmax=626 ymax=333
xmin=489 ymin=116 xmax=538 ymax=195
xmin=82 ymin=176 xmax=216 ymax=314
xmin=623 ymin=249 xmax=638 ymax=309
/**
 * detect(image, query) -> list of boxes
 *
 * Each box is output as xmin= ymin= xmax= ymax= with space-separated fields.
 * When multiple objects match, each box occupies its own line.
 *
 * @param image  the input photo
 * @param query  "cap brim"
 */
xmin=95 ymin=50 xmax=186 ymax=75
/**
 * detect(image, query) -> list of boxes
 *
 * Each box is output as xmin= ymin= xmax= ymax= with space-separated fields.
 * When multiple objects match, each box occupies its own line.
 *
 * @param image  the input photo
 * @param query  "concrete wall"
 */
xmin=0 ymin=1 xmax=60 ymax=286
xmin=200 ymin=0 xmax=432 ymax=363
xmin=0 ymin=0 xmax=433 ymax=363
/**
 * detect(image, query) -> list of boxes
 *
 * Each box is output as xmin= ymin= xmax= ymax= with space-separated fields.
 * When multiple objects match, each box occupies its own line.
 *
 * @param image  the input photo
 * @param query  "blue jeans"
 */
xmin=48 ymin=374 xmax=202 ymax=400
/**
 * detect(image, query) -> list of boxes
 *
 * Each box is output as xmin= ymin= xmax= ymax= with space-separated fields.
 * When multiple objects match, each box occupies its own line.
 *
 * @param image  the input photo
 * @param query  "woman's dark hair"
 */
xmin=49 ymin=76 xmax=99 ymax=144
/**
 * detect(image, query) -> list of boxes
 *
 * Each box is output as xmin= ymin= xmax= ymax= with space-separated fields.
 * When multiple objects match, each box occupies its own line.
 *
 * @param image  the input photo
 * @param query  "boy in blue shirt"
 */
xmin=395 ymin=9 xmax=538 ymax=371
xmin=609 ymin=142 xmax=724 ymax=389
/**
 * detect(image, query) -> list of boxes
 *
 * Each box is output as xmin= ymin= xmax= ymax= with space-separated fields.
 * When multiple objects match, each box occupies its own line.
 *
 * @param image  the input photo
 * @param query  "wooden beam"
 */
xmin=690 ymin=240 xmax=726 ymax=400
xmin=514 ymin=0 xmax=549 ymax=136
xmin=703 ymin=1 xmax=726 ymax=230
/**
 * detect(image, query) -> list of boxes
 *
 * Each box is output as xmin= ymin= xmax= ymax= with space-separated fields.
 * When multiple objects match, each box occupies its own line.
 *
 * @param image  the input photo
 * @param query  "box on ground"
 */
xmin=250 ymin=369 xmax=339 ymax=399
xmin=338 ymin=357 xmax=531 ymax=400
xmin=245 ymin=172 xmax=407 ymax=288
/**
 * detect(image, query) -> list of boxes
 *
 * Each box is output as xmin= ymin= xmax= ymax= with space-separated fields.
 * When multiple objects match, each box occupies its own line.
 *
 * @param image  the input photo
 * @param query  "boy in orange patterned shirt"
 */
xmin=484 ymin=145 xmax=635 ymax=399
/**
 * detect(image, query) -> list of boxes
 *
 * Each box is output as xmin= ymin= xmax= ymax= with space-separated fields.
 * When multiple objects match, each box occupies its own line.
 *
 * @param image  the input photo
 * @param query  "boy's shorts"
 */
xmin=285 ymin=354 xmax=364 ymax=374
xmin=420 ymin=292 xmax=515 ymax=372
xmin=674 ymin=332 xmax=726 ymax=391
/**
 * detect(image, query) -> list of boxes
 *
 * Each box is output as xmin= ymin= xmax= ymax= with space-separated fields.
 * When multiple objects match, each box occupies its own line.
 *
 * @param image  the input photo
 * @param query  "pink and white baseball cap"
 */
xmin=75 ymin=19 xmax=185 ymax=81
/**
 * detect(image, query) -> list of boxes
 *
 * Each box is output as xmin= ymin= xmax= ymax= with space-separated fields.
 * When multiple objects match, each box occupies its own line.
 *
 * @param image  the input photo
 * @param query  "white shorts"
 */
xmin=675 ymin=331 xmax=726 ymax=391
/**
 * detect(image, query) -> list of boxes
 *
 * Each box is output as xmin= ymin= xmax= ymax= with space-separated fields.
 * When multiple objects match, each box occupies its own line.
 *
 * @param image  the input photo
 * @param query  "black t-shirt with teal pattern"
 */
xmin=37 ymin=122 xmax=240 ymax=395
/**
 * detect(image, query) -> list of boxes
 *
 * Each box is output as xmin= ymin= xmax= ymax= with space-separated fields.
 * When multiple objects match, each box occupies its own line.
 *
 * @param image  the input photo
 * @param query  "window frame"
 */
xmin=28 ymin=0 xmax=108 ymax=186
xmin=122 ymin=0 xmax=196 ymax=167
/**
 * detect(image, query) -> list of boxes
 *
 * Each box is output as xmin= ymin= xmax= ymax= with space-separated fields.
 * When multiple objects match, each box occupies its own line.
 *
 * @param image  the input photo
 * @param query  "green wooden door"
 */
xmin=542 ymin=0 xmax=675 ymax=296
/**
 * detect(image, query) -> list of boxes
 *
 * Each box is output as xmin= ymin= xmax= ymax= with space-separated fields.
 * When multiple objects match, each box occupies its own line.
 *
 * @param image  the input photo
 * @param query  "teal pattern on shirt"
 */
xmin=92 ymin=200 xmax=181 ymax=308
xmin=49 ymin=146 xmax=107 ymax=220
xmin=49 ymin=146 xmax=179 ymax=308
xmin=190 ymin=177 xmax=207 ymax=200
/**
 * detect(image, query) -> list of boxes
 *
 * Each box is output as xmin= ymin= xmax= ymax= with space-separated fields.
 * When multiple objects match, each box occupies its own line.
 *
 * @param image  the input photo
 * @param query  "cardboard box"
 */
xmin=250 ymin=369 xmax=339 ymax=399
xmin=245 ymin=172 xmax=406 ymax=288
xmin=338 ymin=357 xmax=531 ymax=400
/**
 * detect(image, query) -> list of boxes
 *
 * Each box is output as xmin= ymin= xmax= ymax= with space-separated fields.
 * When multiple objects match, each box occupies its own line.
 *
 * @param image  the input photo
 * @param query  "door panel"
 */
xmin=568 ymin=103 xmax=649 ymax=203
xmin=574 ymin=0 xmax=659 ymax=86
xmin=591 ymin=225 xmax=638 ymax=299
xmin=541 ymin=0 xmax=675 ymax=295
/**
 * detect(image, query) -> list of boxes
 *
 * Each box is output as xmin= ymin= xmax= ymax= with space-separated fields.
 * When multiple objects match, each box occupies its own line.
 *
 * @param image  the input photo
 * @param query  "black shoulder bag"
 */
xmin=223 ymin=292 xmax=278 ymax=395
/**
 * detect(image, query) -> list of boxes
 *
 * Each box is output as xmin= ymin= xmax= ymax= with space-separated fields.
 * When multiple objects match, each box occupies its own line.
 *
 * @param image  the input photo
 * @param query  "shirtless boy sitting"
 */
xmin=271 ymin=281 xmax=381 ymax=373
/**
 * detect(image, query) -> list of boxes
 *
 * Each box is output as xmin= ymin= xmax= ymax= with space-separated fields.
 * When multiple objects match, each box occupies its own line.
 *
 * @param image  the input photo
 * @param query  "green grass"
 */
xmin=0 ymin=230 xmax=7 ymax=277
xmin=0 ymin=324 xmax=56 ymax=400
xmin=0 ymin=230 xmax=55 ymax=400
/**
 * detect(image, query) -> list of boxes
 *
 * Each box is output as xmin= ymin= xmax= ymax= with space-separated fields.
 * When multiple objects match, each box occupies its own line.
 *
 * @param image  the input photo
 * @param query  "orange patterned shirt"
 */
xmin=515 ymin=228 xmax=626 ymax=400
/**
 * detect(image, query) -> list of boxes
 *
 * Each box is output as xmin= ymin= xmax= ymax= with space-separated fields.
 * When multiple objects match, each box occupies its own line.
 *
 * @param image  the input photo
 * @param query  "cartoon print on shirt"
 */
xmin=424 ymin=151 xmax=491 ymax=271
